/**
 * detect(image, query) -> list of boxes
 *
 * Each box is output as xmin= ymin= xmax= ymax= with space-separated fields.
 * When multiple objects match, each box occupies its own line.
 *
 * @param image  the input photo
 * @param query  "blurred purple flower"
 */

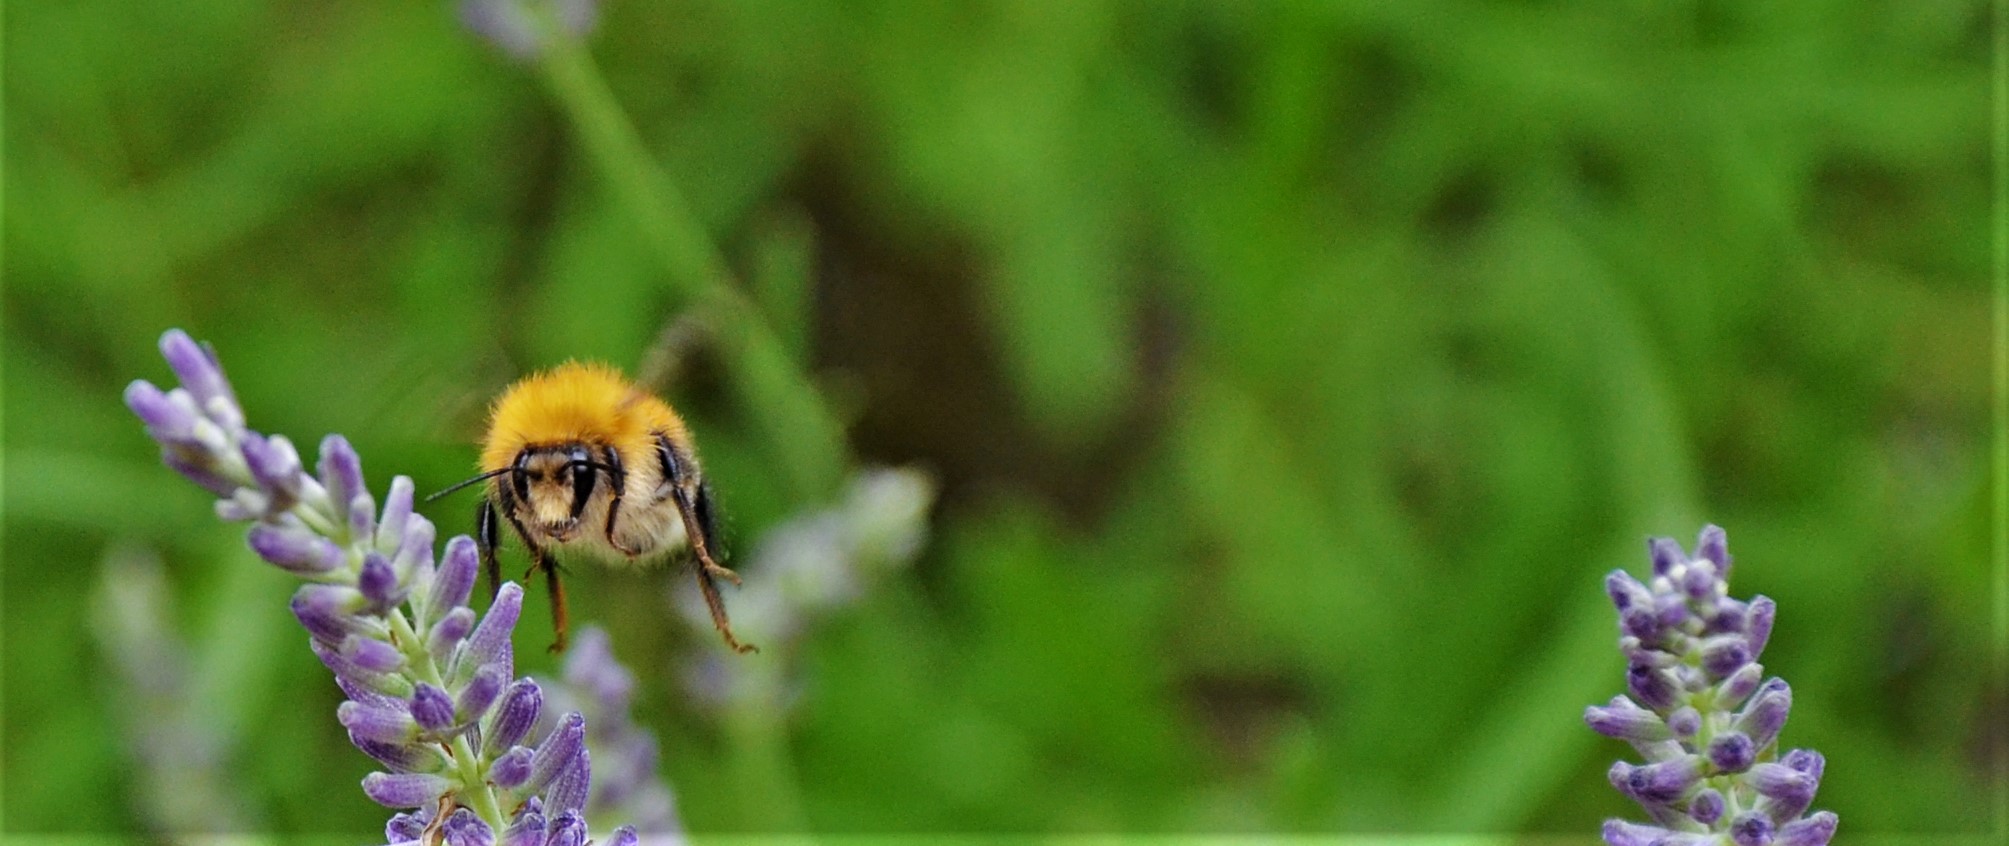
xmin=1586 ymin=525 xmax=1837 ymax=845
xmin=460 ymin=0 xmax=599 ymax=60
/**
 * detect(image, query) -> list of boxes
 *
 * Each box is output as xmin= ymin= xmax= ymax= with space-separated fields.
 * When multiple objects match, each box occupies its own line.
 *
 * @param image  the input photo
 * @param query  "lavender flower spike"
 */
xmin=127 ymin=329 xmax=637 ymax=838
xmin=1584 ymin=525 xmax=1836 ymax=845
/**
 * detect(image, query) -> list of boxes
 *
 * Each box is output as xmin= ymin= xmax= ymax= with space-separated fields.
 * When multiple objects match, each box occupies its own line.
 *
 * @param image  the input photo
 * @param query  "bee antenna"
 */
xmin=424 ymin=467 xmax=516 ymax=503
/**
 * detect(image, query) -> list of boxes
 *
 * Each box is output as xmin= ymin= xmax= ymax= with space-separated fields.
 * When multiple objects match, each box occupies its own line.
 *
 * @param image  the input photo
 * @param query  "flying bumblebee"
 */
xmin=431 ymin=361 xmax=754 ymax=654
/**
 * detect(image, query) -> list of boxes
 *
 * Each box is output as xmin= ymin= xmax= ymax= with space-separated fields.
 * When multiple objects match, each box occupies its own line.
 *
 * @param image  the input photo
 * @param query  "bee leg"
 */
xmin=543 ymin=554 xmax=569 ymax=654
xmin=476 ymin=497 xmax=502 ymax=600
xmin=600 ymin=445 xmax=641 ymax=557
xmin=657 ymin=436 xmax=754 ymax=652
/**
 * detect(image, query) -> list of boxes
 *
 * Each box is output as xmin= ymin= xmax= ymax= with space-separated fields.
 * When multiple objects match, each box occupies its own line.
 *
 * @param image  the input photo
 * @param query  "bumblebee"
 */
xmin=433 ymin=361 xmax=753 ymax=654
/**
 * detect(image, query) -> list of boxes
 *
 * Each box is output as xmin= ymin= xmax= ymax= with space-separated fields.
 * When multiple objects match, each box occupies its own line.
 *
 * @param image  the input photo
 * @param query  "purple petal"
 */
xmin=1730 ymin=811 xmax=1774 ymax=846
xmin=1626 ymin=663 xmax=1680 ymax=710
xmin=1689 ymin=788 xmax=1725 ymax=825
xmin=394 ymin=515 xmax=437 ymax=582
xmin=1746 ymin=596 xmax=1777 ymax=658
xmin=1749 ymin=762 xmax=1816 ymax=804
xmin=457 ymin=663 xmax=507 ymax=722
xmin=1717 ymin=663 xmax=1764 ymax=707
xmin=292 ymin=585 xmax=371 ymax=644
xmin=544 ymin=811 xmax=587 ymax=846
xmin=360 ymin=552 xmax=402 ymax=613
xmin=319 ymin=435 xmax=370 ymax=536
xmin=252 ymin=524 xmax=347 ymax=576
xmin=387 ymin=812 xmax=427 ymax=843
xmin=430 ymin=607 xmax=478 ymax=666
xmin=378 ymin=475 xmax=416 ymax=553
xmin=362 ymin=772 xmax=453 ymax=808
xmin=344 ymin=635 xmax=407 ymax=674
xmin=430 ymin=536 xmax=481 ymax=618
xmin=125 ymin=380 xmax=197 ymax=442
xmin=458 ymin=582 xmax=522 ymax=684
xmin=1707 ymin=597 xmax=1749 ymax=634
xmin=524 ymin=712 xmax=587 ymax=794
xmin=1735 ymin=680 xmax=1793 ymax=749
xmin=313 ymin=638 xmax=413 ymax=698
xmin=1647 ymin=537 xmax=1685 ymax=577
xmin=1584 ymin=702 xmax=1671 ymax=743
xmin=442 ymin=808 xmax=495 ymax=846
xmin=1680 ymin=559 xmax=1718 ymax=599
xmin=1605 ymin=570 xmax=1653 ymax=612
xmin=1776 ymin=812 xmax=1838 ymax=846
xmin=241 ymin=432 xmax=304 ymax=506
xmin=160 ymin=330 xmax=239 ymax=425
xmin=490 ymin=745 xmax=535 ymax=789
xmin=353 ymin=733 xmax=448 ymax=774
xmin=1625 ymin=755 xmax=1703 ymax=801
xmin=411 ymin=683 xmax=457 ymax=734
xmin=543 ymin=747 xmax=590 ymax=814
xmin=339 ymin=701 xmax=418 ymax=744
xmin=485 ymin=678 xmax=543 ymax=756
xmin=1695 ymin=524 xmax=1730 ymax=571
xmin=1700 ymin=635 xmax=1752 ymax=680
xmin=1707 ymin=731 xmax=1756 ymax=773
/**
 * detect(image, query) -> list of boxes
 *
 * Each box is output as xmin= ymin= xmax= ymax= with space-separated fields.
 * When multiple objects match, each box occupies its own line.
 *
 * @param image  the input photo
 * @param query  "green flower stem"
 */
xmin=534 ymin=28 xmax=847 ymax=503
xmin=389 ymin=608 xmax=507 ymax=830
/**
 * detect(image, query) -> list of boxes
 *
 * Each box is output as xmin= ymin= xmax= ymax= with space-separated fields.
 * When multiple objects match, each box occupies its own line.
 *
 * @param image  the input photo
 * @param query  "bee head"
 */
xmin=508 ymin=444 xmax=604 ymax=540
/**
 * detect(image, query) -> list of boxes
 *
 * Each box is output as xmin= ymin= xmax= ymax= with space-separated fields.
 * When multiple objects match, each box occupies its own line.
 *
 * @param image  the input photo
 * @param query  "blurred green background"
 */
xmin=2 ymin=0 xmax=1998 ymax=838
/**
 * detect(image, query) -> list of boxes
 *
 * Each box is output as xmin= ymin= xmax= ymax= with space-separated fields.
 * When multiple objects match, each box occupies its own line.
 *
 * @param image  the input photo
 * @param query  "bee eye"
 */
xmin=569 ymin=454 xmax=595 ymax=519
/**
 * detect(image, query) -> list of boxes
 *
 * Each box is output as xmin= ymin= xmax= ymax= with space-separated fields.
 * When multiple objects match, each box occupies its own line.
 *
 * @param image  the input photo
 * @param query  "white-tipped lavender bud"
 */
xmin=1625 ymin=755 xmax=1703 ymax=801
xmin=455 ymin=583 xmax=521 ymax=686
xmin=544 ymin=811 xmax=588 ymax=846
xmin=485 ymin=679 xmax=543 ymax=756
xmin=1626 ymin=663 xmax=1681 ymax=710
xmin=1735 ymin=680 xmax=1792 ymax=749
xmin=251 ymin=524 xmax=346 ymax=576
xmin=1717 ymin=663 xmax=1764 ymax=708
xmin=339 ymin=701 xmax=419 ymax=744
xmin=241 ymin=432 xmax=305 ymax=510
xmin=1707 ymin=731 xmax=1756 ymax=773
xmin=1647 ymin=537 xmax=1685 ymax=577
xmin=429 ymin=606 xmax=478 ymax=666
xmin=362 ymin=772 xmax=454 ymax=808
xmin=1695 ymin=524 xmax=1730 ymax=571
xmin=1776 ymin=812 xmax=1837 ymax=846
xmin=429 ymin=536 xmax=481 ymax=617
xmin=1700 ymin=634 xmax=1753 ymax=680
xmin=377 ymin=475 xmax=416 ymax=555
xmin=457 ymin=664 xmax=507 ymax=722
xmin=359 ymin=552 xmax=402 ymax=614
xmin=1585 ymin=699 xmax=1671 ymax=743
xmin=523 ymin=713 xmax=588 ymax=795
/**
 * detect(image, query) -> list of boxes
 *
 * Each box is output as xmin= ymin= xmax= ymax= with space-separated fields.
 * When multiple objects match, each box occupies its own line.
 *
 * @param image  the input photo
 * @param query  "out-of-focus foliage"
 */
xmin=2 ymin=0 xmax=1993 ymax=837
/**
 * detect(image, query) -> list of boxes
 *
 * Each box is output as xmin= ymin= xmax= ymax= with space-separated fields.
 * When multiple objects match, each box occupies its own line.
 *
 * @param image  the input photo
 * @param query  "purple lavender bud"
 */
xmin=605 ymin=827 xmax=639 ymax=846
xmin=292 ymin=585 xmax=370 ymax=644
xmin=313 ymin=639 xmax=413 ymax=698
xmin=1680 ymin=560 xmax=1718 ymax=600
xmin=343 ymin=634 xmax=407 ymax=674
xmin=411 ymin=683 xmax=457 ymax=734
xmin=1653 ymin=592 xmax=1690 ymax=628
xmin=353 ymin=733 xmax=448 ymax=774
xmin=1606 ymin=570 xmax=1654 ymax=612
xmin=1717 ymin=663 xmax=1764 ymax=707
xmin=544 ymin=747 xmax=591 ymax=813
xmin=359 ymin=552 xmax=402 ymax=613
xmin=1776 ymin=812 xmax=1838 ymax=846
xmin=1700 ymin=635 xmax=1752 ymax=680
xmin=378 ymin=475 xmax=416 ymax=553
xmin=1748 ymin=763 xmax=1815 ymax=805
xmin=1730 ymin=811 xmax=1774 ymax=846
xmin=241 ymin=432 xmax=304 ymax=507
xmin=1746 ymin=596 xmax=1777 ymax=658
xmin=1606 ymin=761 xmax=1635 ymax=798
xmin=160 ymin=330 xmax=239 ymax=426
xmin=251 ymin=524 xmax=347 ymax=576
xmin=319 ymin=434 xmax=368 ymax=533
xmin=1707 ymin=597 xmax=1749 ymax=634
xmin=1621 ymin=606 xmax=1663 ymax=642
xmin=387 ymin=812 xmax=427 ymax=843
xmin=1626 ymin=663 xmax=1681 ymax=710
xmin=361 ymin=771 xmax=453 ymax=808
xmin=1690 ymin=788 xmax=1725 ymax=825
xmin=125 ymin=380 xmax=197 ymax=442
xmin=349 ymin=493 xmax=377 ymax=548
xmin=1782 ymin=748 xmax=1825 ymax=780
xmin=1585 ymin=700 xmax=1671 ymax=743
xmin=458 ymin=582 xmax=522 ymax=685
xmin=430 ymin=536 xmax=481 ymax=617
xmin=524 ymin=712 xmax=588 ymax=793
xmin=394 ymin=515 xmax=437 ymax=580
xmin=1604 ymin=819 xmax=1673 ymax=846
xmin=490 ymin=745 xmax=535 ymax=789
xmin=1665 ymin=706 xmax=1701 ymax=738
xmin=430 ymin=606 xmax=478 ymax=666
xmin=1695 ymin=524 xmax=1730 ymax=571
xmin=460 ymin=0 xmax=599 ymax=61
xmin=499 ymin=806 xmax=546 ymax=846
xmin=338 ymin=701 xmax=418 ymax=744
xmin=164 ymin=450 xmax=238 ymax=497
xmin=458 ymin=664 xmax=507 ymax=722
xmin=544 ymin=811 xmax=588 ymax=846
xmin=1625 ymin=755 xmax=1703 ymax=801
xmin=1647 ymin=537 xmax=1685 ymax=576
xmin=486 ymin=678 xmax=544 ymax=756
xmin=442 ymin=808 xmax=495 ymax=846
xmin=1707 ymin=731 xmax=1756 ymax=772
xmin=1735 ymin=680 xmax=1792 ymax=749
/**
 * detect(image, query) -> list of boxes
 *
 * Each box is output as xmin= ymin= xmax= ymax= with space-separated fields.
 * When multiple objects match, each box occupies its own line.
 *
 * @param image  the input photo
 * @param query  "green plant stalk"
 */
xmin=530 ymin=23 xmax=830 ymax=834
xmin=534 ymin=29 xmax=846 ymax=504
